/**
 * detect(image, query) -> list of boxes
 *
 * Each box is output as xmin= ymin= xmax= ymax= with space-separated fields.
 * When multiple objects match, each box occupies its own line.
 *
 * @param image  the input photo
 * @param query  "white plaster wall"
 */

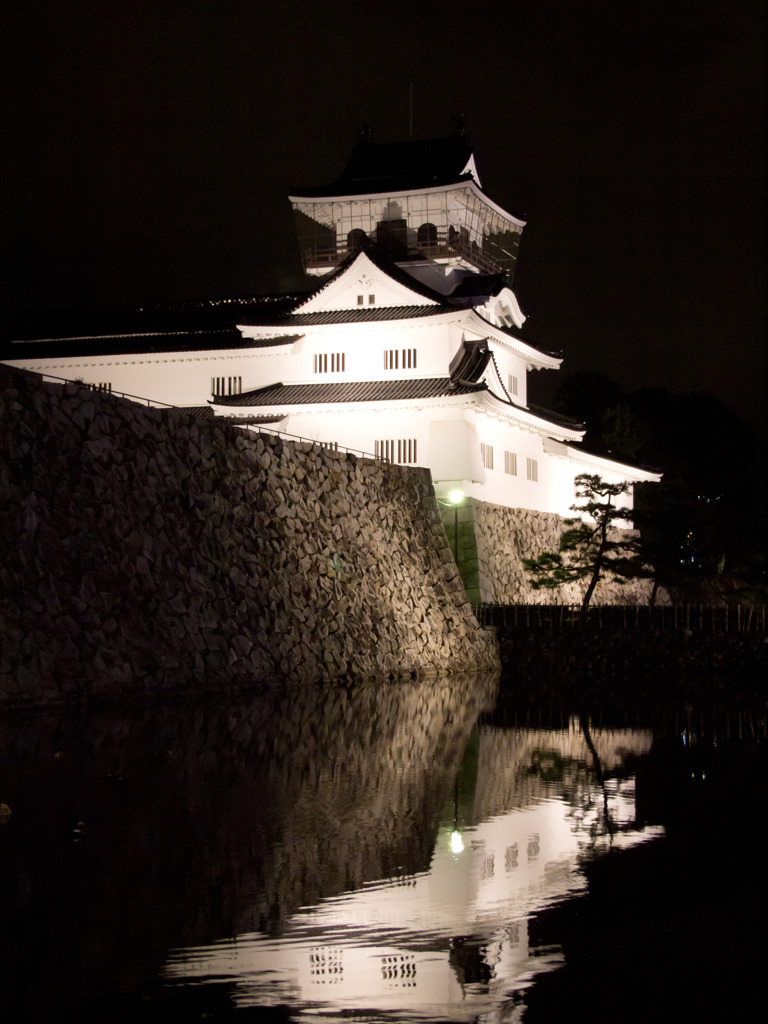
xmin=464 ymin=410 xmax=559 ymax=513
xmin=484 ymin=344 xmax=529 ymax=406
xmin=295 ymin=321 xmax=453 ymax=381
xmin=275 ymin=404 xmax=594 ymax=518
xmin=4 ymin=350 xmax=266 ymax=408
xmin=6 ymin=316 xmax=460 ymax=408
xmin=276 ymin=406 xmax=432 ymax=461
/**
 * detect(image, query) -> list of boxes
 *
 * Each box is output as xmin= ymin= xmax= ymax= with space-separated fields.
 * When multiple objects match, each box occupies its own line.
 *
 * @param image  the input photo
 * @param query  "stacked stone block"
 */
xmin=446 ymin=498 xmax=656 ymax=605
xmin=0 ymin=369 xmax=498 ymax=707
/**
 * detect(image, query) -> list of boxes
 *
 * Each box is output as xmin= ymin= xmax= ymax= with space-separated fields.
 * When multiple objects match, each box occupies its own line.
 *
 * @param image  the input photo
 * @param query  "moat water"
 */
xmin=0 ymin=672 xmax=764 ymax=1023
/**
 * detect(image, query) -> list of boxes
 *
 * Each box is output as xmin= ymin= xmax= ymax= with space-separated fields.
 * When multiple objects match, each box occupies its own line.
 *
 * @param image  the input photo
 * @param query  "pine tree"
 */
xmin=523 ymin=474 xmax=652 ymax=621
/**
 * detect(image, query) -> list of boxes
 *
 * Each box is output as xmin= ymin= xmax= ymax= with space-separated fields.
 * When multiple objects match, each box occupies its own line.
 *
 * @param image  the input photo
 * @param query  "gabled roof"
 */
xmin=290 ymin=133 xmax=477 ymax=199
xmin=212 ymin=377 xmax=488 ymax=408
xmin=295 ymin=239 xmax=458 ymax=310
xmin=236 ymin=244 xmax=468 ymax=328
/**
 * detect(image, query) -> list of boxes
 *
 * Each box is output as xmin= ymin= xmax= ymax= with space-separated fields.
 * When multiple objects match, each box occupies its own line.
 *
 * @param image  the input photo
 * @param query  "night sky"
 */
xmin=4 ymin=0 xmax=765 ymax=434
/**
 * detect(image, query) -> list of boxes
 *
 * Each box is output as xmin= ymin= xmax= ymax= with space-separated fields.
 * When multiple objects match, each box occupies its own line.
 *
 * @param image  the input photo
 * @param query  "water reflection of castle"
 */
xmin=164 ymin=718 xmax=661 ymax=1020
xmin=1 ymin=678 xmax=664 ymax=1021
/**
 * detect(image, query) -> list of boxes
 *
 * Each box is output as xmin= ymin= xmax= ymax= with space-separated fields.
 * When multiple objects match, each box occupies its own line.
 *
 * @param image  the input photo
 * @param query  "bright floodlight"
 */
xmin=450 ymin=830 xmax=464 ymax=855
xmin=447 ymin=489 xmax=464 ymax=506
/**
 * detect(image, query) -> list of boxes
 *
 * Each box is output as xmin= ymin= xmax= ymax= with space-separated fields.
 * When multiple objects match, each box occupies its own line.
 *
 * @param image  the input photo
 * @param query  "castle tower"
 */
xmin=289 ymin=125 xmax=526 ymax=286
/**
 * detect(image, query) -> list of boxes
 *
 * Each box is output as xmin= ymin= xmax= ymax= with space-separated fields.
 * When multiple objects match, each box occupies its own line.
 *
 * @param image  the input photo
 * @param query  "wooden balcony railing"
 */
xmin=301 ymin=230 xmax=505 ymax=276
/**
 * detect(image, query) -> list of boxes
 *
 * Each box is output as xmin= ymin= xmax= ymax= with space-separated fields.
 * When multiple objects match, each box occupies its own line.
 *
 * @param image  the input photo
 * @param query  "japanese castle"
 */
xmin=3 ymin=126 xmax=659 ymax=524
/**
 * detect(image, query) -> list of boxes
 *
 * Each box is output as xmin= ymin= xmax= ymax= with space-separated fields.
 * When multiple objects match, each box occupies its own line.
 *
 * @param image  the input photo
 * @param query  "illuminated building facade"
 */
xmin=3 ymin=128 xmax=659 ymax=525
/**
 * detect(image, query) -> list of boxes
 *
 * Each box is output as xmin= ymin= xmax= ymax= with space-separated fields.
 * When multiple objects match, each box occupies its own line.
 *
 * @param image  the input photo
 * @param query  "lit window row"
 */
xmin=313 ymin=353 xmax=345 ymax=373
xmin=212 ymin=376 xmax=242 ymax=396
xmin=384 ymin=348 xmax=417 ymax=370
xmin=375 ymin=438 xmax=418 ymax=464
xmin=483 ymin=447 xmax=538 ymax=481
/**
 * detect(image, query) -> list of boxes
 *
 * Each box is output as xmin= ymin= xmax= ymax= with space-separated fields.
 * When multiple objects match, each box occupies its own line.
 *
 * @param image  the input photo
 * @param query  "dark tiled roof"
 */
xmin=449 ymin=338 xmax=492 ymax=383
xmin=559 ymin=438 xmax=661 ymax=474
xmin=3 ymin=331 xmax=301 ymax=359
xmin=291 ymin=134 xmax=476 ymax=198
xmin=224 ymin=413 xmax=286 ymax=425
xmin=528 ymin=404 xmax=584 ymax=430
xmin=449 ymin=274 xmax=506 ymax=298
xmin=182 ymin=406 xmax=217 ymax=421
xmin=212 ymin=377 xmax=488 ymax=408
xmin=238 ymin=305 xmax=455 ymax=328
xmin=4 ymin=294 xmax=307 ymax=345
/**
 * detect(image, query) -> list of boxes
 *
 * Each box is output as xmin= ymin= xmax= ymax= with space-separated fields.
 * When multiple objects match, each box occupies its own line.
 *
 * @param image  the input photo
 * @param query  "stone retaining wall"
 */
xmin=442 ymin=499 xmax=656 ymax=605
xmin=0 ymin=368 xmax=498 ymax=708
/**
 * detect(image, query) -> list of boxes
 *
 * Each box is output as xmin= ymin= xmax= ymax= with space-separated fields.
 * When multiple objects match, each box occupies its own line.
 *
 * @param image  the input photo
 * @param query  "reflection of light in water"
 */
xmin=165 ymin=730 xmax=663 ymax=1021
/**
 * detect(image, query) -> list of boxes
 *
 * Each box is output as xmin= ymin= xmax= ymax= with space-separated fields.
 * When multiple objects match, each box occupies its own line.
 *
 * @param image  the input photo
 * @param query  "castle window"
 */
xmin=375 ymin=438 xmax=418 ymax=464
xmin=526 ymin=457 xmax=538 ymax=482
xmin=505 ymin=450 xmax=518 ymax=475
xmin=508 ymin=374 xmax=518 ymax=397
xmin=384 ymin=348 xmax=416 ymax=370
xmin=417 ymin=222 xmax=437 ymax=247
xmin=369 ymin=294 xmax=375 ymax=305
xmin=481 ymin=443 xmax=494 ymax=470
xmin=357 ymin=295 xmax=364 ymax=306
xmin=313 ymin=353 xmax=345 ymax=373
xmin=347 ymin=228 xmax=367 ymax=250
xmin=211 ymin=376 xmax=242 ymax=397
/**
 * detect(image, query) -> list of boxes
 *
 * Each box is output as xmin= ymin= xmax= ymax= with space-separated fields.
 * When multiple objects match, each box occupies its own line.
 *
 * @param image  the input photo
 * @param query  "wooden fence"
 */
xmin=472 ymin=603 xmax=767 ymax=635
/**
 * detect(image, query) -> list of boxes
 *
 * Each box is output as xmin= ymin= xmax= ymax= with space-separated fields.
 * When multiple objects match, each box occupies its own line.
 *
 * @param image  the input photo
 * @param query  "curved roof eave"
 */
xmin=478 ymin=391 xmax=584 ymax=441
xmin=213 ymin=393 xmax=488 ymax=420
xmin=466 ymin=310 xmax=561 ymax=369
xmin=212 ymin=383 xmax=584 ymax=443
xmin=289 ymin=179 xmax=526 ymax=230
xmin=542 ymin=438 xmax=663 ymax=482
xmin=236 ymin=307 xmax=464 ymax=336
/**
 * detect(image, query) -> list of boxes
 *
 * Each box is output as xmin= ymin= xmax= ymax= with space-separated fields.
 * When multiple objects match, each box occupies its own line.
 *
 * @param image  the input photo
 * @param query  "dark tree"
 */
xmin=524 ymin=474 xmax=652 ymax=622
xmin=552 ymin=373 xmax=766 ymax=602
